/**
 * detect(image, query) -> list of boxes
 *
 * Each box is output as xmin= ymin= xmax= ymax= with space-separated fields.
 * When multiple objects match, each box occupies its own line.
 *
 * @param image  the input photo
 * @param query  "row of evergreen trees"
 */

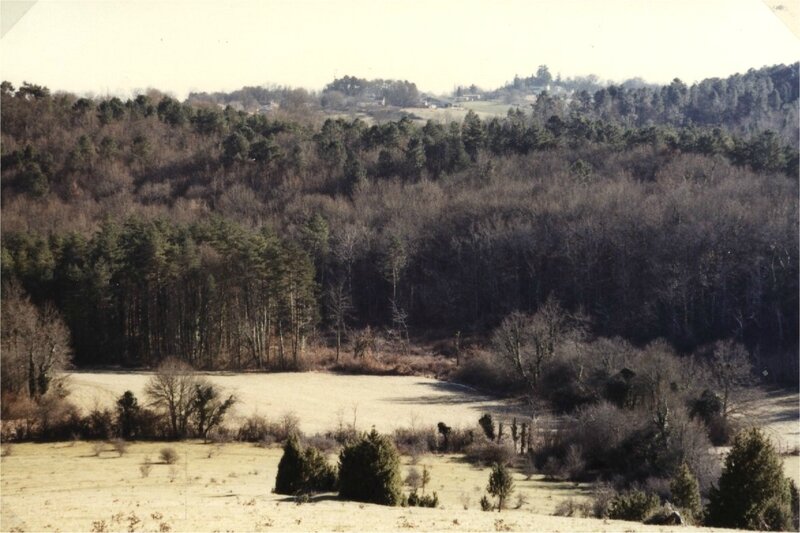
xmin=500 ymin=63 xmax=799 ymax=143
xmin=2 ymin=218 xmax=316 ymax=368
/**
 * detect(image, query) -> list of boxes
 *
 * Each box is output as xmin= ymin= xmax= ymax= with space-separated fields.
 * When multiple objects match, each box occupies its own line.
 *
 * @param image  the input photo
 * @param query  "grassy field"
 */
xmin=5 ymin=373 xmax=796 ymax=531
xmin=64 ymin=371 xmax=521 ymax=435
xmin=1 ymin=441 xmax=741 ymax=533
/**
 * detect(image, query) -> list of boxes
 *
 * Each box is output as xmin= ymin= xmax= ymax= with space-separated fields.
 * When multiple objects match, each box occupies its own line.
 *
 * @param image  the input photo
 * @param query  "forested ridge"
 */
xmin=1 ymin=64 xmax=797 ymax=381
xmin=496 ymin=63 xmax=799 ymax=143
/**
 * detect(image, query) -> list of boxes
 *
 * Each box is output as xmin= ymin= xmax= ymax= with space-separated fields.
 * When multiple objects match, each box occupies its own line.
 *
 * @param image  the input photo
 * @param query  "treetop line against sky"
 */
xmin=0 ymin=0 xmax=798 ymax=99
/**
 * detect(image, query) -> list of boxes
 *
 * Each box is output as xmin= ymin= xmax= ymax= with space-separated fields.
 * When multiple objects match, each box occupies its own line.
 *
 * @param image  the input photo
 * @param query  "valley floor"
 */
xmin=63 ymin=371 xmax=521 ymax=435
xmin=4 ymin=373 xmax=796 ymax=532
xmin=1 ymin=441 xmax=739 ymax=533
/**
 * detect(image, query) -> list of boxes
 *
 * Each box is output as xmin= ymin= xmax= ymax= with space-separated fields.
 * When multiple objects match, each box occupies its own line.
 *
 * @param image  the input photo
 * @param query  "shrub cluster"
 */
xmin=236 ymin=413 xmax=300 ymax=444
xmin=607 ymin=490 xmax=661 ymax=522
xmin=392 ymin=424 xmax=474 ymax=456
xmin=517 ymin=337 xmax=737 ymax=490
xmin=587 ymin=428 xmax=798 ymax=531
xmin=404 ymin=491 xmax=439 ymax=508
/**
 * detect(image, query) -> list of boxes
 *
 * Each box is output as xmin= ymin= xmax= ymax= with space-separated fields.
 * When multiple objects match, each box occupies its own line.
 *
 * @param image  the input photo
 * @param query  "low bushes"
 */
xmin=236 ymin=412 xmax=301 ymax=444
xmin=464 ymin=440 xmax=515 ymax=467
xmin=392 ymin=424 xmax=474 ymax=455
xmin=451 ymin=350 xmax=521 ymax=394
xmin=553 ymin=498 xmax=593 ymax=518
xmin=607 ymin=489 xmax=661 ymax=522
xmin=531 ymin=401 xmax=719 ymax=490
xmin=159 ymin=447 xmax=179 ymax=464
xmin=405 ymin=490 xmax=439 ymax=508
xmin=392 ymin=426 xmax=438 ymax=456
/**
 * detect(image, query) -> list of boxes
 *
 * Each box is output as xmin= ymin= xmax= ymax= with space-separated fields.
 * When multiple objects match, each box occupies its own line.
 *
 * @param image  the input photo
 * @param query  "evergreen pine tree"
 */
xmin=487 ymin=462 xmax=514 ymax=511
xmin=670 ymin=463 xmax=701 ymax=520
xmin=338 ymin=429 xmax=402 ymax=505
xmin=706 ymin=428 xmax=793 ymax=530
xmin=274 ymin=436 xmax=304 ymax=495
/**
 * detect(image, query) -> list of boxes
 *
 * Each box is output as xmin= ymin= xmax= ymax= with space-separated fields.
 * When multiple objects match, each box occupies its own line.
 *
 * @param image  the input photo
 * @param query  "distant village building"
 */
xmin=454 ymin=94 xmax=482 ymax=102
xmin=422 ymin=96 xmax=452 ymax=109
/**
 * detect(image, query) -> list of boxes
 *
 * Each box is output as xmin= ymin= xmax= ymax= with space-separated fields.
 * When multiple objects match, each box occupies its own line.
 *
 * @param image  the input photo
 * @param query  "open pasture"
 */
xmin=1 ymin=441 xmax=741 ymax=533
xmin=64 ymin=371 xmax=520 ymax=435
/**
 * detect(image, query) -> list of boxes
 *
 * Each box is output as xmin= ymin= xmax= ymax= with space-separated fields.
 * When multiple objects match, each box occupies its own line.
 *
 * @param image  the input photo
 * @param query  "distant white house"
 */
xmin=454 ymin=94 xmax=482 ymax=102
xmin=259 ymin=101 xmax=280 ymax=112
xmin=422 ymin=96 xmax=452 ymax=109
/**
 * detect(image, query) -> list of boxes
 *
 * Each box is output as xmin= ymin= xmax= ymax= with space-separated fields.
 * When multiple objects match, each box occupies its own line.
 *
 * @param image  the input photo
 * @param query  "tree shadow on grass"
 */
xmin=274 ymin=493 xmax=340 ymax=503
xmin=383 ymin=380 xmax=523 ymax=416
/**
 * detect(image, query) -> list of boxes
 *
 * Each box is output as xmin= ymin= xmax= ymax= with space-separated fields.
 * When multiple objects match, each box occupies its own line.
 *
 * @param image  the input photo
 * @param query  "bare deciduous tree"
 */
xmin=144 ymin=358 xmax=198 ymax=439
xmin=1 ymin=283 xmax=72 ymax=399
xmin=491 ymin=297 xmax=579 ymax=396
xmin=707 ymin=339 xmax=754 ymax=418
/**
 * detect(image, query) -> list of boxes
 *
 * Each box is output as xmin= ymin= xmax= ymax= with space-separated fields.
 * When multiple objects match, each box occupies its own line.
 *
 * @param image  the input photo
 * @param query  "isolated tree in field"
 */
xmin=275 ymin=436 xmax=305 ymax=494
xmin=491 ymin=297 xmax=575 ymax=395
xmin=0 ymin=283 xmax=72 ymax=399
xmin=116 ymin=391 xmax=140 ymax=439
xmin=478 ymin=414 xmax=496 ymax=441
xmin=145 ymin=358 xmax=198 ymax=438
xmin=192 ymin=381 xmax=236 ymax=440
xmin=338 ymin=429 xmax=402 ymax=505
xmin=706 ymin=428 xmax=793 ymax=530
xmin=670 ymin=463 xmax=701 ymax=520
xmin=421 ymin=465 xmax=431 ymax=495
xmin=487 ymin=462 xmax=514 ymax=511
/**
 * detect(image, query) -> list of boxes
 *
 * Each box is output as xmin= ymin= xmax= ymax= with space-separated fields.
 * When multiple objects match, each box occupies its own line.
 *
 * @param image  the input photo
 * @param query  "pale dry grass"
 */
xmin=15 ymin=374 xmax=795 ymax=531
xmin=63 ymin=371 xmax=520 ymax=434
xmin=0 ymin=441 xmax=740 ymax=533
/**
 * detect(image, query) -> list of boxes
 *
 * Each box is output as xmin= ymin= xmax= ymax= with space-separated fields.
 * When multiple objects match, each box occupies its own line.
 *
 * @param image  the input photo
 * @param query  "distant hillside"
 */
xmin=184 ymin=64 xmax=799 ymax=143
xmin=1 ymin=66 xmax=797 ymax=379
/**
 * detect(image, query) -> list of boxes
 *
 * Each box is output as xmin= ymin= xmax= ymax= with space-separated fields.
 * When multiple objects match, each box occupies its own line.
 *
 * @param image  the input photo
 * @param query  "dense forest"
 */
xmin=1 ymin=64 xmax=797 ymax=382
xmin=495 ymin=64 xmax=798 ymax=143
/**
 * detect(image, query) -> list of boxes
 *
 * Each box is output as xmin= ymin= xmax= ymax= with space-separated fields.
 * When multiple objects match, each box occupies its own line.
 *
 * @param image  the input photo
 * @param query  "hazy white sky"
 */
xmin=0 ymin=0 xmax=798 ymax=98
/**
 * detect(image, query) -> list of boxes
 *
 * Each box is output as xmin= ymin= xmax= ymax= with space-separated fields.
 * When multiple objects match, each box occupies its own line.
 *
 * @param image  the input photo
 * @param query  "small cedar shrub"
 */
xmin=274 ymin=436 xmax=337 ymax=495
xmin=338 ymin=429 xmax=402 ymax=505
xmin=706 ymin=428 xmax=794 ymax=530
xmin=669 ymin=463 xmax=701 ymax=519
